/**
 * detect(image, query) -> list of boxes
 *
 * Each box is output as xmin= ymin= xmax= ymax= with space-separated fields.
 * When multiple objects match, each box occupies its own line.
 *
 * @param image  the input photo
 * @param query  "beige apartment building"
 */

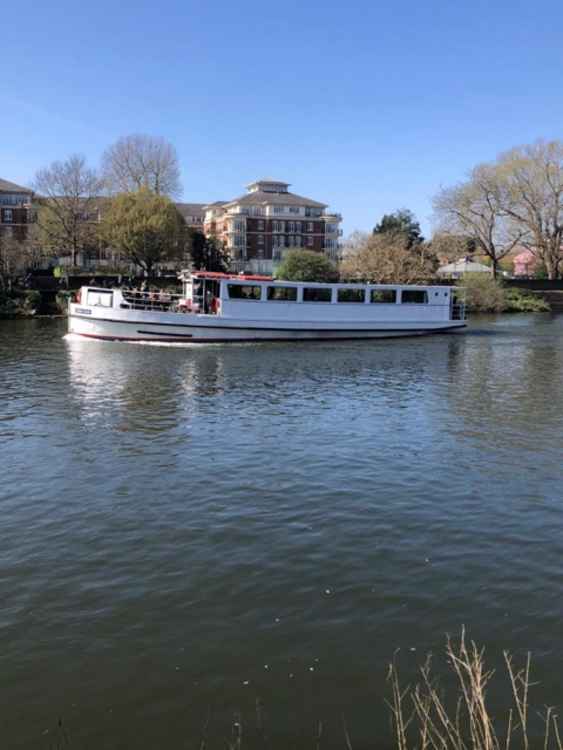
xmin=203 ymin=179 xmax=342 ymax=274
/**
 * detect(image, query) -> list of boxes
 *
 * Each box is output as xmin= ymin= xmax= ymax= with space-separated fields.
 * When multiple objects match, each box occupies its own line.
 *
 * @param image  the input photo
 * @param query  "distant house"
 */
xmin=513 ymin=249 xmax=537 ymax=277
xmin=437 ymin=257 xmax=492 ymax=279
xmin=0 ymin=178 xmax=34 ymax=241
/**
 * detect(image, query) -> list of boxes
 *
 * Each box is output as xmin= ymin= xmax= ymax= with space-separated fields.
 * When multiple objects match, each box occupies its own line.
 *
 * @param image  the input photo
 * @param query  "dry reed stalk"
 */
xmin=387 ymin=629 xmax=562 ymax=750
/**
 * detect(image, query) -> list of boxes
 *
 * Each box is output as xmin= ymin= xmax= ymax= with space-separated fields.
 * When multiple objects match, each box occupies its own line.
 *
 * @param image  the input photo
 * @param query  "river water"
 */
xmin=1 ymin=314 xmax=563 ymax=749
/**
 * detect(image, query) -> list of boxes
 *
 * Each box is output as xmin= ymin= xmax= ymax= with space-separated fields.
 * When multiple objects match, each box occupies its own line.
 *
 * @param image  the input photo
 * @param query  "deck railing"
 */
xmin=120 ymin=289 xmax=184 ymax=312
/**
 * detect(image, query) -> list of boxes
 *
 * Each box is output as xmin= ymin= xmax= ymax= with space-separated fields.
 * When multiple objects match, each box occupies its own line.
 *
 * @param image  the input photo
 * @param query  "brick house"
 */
xmin=203 ymin=179 xmax=342 ymax=274
xmin=0 ymin=178 xmax=34 ymax=242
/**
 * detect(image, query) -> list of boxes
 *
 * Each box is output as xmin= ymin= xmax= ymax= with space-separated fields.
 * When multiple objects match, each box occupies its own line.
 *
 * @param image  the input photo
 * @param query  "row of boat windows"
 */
xmin=227 ymin=285 xmax=433 ymax=304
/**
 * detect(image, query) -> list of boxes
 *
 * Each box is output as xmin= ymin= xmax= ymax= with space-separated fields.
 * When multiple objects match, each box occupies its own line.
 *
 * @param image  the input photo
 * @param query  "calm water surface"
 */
xmin=1 ymin=315 xmax=563 ymax=749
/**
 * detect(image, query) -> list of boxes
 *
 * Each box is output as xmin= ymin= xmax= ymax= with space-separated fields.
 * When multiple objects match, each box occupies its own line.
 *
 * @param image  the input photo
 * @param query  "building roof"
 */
xmin=0 ymin=177 xmax=33 ymax=194
xmin=437 ymin=258 xmax=492 ymax=274
xmin=225 ymin=189 xmax=327 ymax=209
xmin=175 ymin=202 xmax=206 ymax=218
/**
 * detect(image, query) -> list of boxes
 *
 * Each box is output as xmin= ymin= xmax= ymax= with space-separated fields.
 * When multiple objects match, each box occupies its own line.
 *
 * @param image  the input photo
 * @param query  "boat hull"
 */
xmin=68 ymin=309 xmax=466 ymax=343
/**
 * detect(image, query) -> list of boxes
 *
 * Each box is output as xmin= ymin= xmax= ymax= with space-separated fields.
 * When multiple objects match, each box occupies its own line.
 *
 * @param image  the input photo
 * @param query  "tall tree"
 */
xmin=187 ymin=230 xmax=230 ymax=272
xmin=101 ymin=189 xmax=186 ymax=276
xmin=433 ymin=164 xmax=523 ymax=278
xmin=101 ymin=134 xmax=182 ymax=198
xmin=340 ymin=232 xmax=438 ymax=284
xmin=34 ymin=155 xmax=103 ymax=267
xmin=373 ymin=209 xmax=423 ymax=247
xmin=496 ymin=140 xmax=563 ymax=279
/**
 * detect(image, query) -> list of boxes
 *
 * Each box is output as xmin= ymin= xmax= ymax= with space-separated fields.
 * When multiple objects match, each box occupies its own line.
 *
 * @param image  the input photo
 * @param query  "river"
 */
xmin=1 ymin=314 xmax=562 ymax=749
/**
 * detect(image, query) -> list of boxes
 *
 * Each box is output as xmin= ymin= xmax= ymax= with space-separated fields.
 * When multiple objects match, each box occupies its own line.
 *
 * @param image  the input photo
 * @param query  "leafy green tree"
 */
xmin=274 ymin=249 xmax=338 ymax=282
xmin=373 ymin=209 xmax=423 ymax=247
xmin=187 ymin=230 xmax=230 ymax=272
xmin=102 ymin=189 xmax=186 ymax=276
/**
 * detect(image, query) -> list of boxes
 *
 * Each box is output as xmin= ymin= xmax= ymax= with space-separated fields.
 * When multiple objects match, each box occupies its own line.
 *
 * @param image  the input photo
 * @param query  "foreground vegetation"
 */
xmin=460 ymin=273 xmax=550 ymax=313
xmin=38 ymin=631 xmax=562 ymax=749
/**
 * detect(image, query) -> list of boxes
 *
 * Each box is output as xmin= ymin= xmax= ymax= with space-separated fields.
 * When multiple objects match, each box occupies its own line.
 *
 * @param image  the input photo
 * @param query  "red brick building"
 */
xmin=0 ymin=178 xmax=34 ymax=242
xmin=203 ymin=180 xmax=342 ymax=273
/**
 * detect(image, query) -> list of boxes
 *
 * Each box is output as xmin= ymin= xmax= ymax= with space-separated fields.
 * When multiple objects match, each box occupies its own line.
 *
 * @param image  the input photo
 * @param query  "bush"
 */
xmin=505 ymin=287 xmax=550 ymax=312
xmin=275 ymin=249 xmax=338 ymax=282
xmin=459 ymin=272 xmax=507 ymax=312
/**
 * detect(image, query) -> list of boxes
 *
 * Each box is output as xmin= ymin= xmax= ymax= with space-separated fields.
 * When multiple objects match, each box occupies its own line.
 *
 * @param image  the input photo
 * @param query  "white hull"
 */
xmin=68 ymin=307 xmax=465 ymax=343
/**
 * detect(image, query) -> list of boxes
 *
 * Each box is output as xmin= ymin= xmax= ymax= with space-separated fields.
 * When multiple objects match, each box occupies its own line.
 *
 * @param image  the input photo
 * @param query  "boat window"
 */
xmin=303 ymin=287 xmax=332 ymax=302
xmin=87 ymin=290 xmax=113 ymax=307
xmin=401 ymin=290 xmax=428 ymax=304
xmin=267 ymin=286 xmax=298 ymax=301
xmin=227 ymin=284 xmax=262 ymax=300
xmin=337 ymin=288 xmax=365 ymax=303
xmin=371 ymin=289 xmax=397 ymax=304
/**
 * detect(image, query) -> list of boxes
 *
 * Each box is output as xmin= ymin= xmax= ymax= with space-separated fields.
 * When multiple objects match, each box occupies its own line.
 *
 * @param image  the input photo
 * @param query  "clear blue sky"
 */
xmin=2 ymin=0 xmax=562 ymax=237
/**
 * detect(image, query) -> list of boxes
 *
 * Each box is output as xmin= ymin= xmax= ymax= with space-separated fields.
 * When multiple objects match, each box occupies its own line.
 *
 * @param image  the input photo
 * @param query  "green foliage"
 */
xmin=504 ymin=288 xmax=550 ymax=312
xmin=0 ymin=289 xmax=42 ymax=318
xmin=188 ymin=230 xmax=230 ymax=272
xmin=274 ymin=249 xmax=338 ymax=282
xmin=459 ymin=273 xmax=507 ymax=312
xmin=102 ymin=189 xmax=186 ymax=275
xmin=373 ymin=209 xmax=423 ymax=247
xmin=460 ymin=273 xmax=550 ymax=313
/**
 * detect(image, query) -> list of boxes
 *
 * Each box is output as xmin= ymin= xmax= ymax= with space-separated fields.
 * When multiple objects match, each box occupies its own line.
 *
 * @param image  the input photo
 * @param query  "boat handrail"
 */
xmin=118 ymin=288 xmax=184 ymax=312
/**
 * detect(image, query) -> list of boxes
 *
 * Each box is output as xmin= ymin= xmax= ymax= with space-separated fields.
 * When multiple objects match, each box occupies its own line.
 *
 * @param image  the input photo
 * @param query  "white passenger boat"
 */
xmin=67 ymin=271 xmax=466 ymax=343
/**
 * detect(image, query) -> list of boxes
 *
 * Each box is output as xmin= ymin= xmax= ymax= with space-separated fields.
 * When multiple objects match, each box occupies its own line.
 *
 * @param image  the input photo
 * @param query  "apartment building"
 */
xmin=203 ymin=179 xmax=342 ymax=273
xmin=0 ymin=178 xmax=34 ymax=241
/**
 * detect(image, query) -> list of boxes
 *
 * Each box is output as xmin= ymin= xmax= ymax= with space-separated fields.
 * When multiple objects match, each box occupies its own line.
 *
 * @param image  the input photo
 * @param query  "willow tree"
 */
xmin=433 ymin=164 xmax=523 ymax=278
xmin=102 ymin=189 xmax=186 ymax=276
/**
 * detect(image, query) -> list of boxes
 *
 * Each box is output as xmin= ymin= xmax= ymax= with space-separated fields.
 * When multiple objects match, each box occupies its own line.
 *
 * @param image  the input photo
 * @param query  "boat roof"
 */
xmin=188 ymin=271 xmax=273 ymax=282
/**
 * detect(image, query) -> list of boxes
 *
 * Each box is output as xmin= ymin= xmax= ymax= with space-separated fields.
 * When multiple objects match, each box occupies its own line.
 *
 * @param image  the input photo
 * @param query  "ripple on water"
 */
xmin=1 ymin=315 xmax=563 ymax=748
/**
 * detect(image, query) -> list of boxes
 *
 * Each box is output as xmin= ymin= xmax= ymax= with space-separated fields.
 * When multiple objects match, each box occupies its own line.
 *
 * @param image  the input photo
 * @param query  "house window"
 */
xmin=227 ymin=284 xmax=262 ymax=300
xmin=307 ymin=222 xmax=314 ymax=232
xmin=307 ymin=236 xmax=314 ymax=247
xmin=295 ymin=236 xmax=302 ymax=247
xmin=258 ymin=235 xmax=264 ymax=244
xmin=267 ymin=286 xmax=298 ymax=301
xmin=401 ymin=290 xmax=428 ymax=304
xmin=4 ymin=209 xmax=13 ymax=223
xmin=295 ymin=221 xmax=302 ymax=232
xmin=303 ymin=287 xmax=332 ymax=302
xmin=273 ymin=206 xmax=285 ymax=214
xmin=288 ymin=221 xmax=294 ymax=232
xmin=337 ymin=288 xmax=365 ymax=303
xmin=371 ymin=289 xmax=397 ymax=303
xmin=258 ymin=220 xmax=265 ymax=230
xmin=289 ymin=206 xmax=300 ymax=214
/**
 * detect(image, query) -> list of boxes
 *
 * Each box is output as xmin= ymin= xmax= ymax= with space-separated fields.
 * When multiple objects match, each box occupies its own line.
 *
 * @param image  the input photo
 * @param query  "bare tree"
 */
xmin=34 ymin=155 xmax=103 ymax=267
xmin=433 ymin=164 xmax=524 ymax=278
xmin=101 ymin=134 xmax=182 ymax=198
xmin=496 ymin=140 xmax=563 ymax=279
xmin=340 ymin=232 xmax=438 ymax=284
